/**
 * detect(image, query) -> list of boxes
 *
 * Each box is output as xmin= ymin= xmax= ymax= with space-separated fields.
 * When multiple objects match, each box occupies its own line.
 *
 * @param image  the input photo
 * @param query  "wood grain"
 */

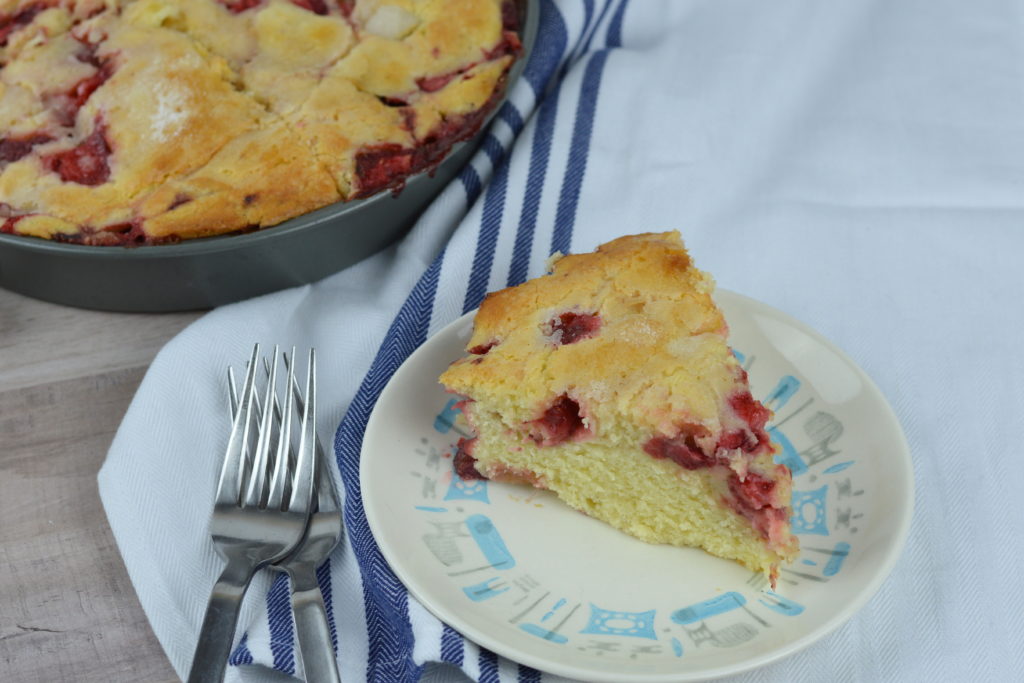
xmin=0 ymin=289 xmax=200 ymax=392
xmin=0 ymin=288 xmax=201 ymax=683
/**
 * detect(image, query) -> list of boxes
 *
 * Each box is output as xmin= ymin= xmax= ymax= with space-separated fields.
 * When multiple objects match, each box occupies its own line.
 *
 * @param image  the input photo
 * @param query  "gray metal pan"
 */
xmin=0 ymin=0 xmax=537 ymax=313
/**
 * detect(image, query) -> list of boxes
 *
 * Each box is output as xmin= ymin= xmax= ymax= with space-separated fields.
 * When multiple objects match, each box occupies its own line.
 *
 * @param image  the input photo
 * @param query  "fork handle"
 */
xmin=187 ymin=559 xmax=256 ymax=683
xmin=290 ymin=565 xmax=342 ymax=683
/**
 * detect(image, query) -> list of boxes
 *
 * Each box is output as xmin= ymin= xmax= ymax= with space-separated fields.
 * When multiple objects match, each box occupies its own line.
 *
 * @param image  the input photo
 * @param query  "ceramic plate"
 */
xmin=360 ymin=289 xmax=913 ymax=682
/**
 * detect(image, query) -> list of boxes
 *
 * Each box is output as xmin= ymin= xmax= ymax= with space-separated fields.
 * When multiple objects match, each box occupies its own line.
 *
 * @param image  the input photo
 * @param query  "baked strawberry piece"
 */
xmin=439 ymin=232 xmax=799 ymax=582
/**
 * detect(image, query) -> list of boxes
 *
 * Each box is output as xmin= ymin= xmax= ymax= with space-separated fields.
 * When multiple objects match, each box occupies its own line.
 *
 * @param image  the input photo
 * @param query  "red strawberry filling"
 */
xmin=49 ymin=59 xmax=115 ymax=127
xmin=469 ymin=340 xmax=499 ymax=355
xmin=726 ymin=470 xmax=789 ymax=542
xmin=484 ymin=29 xmax=522 ymax=60
xmin=1 ymin=212 xmax=148 ymax=244
xmin=378 ymin=96 xmax=408 ymax=107
xmin=641 ymin=387 xmax=790 ymax=543
xmin=0 ymin=1 xmax=53 ymax=47
xmin=0 ymin=213 xmax=29 ymax=234
xmin=643 ymin=428 xmax=715 ymax=470
xmin=74 ymin=35 xmax=106 ymax=68
xmin=353 ymin=63 xmax=512 ymax=198
xmin=95 ymin=218 xmax=147 ymax=245
xmin=526 ymin=395 xmax=590 ymax=446
xmin=644 ymin=386 xmax=775 ymax=469
xmin=290 ymin=0 xmax=328 ymax=14
xmin=168 ymin=193 xmax=193 ymax=210
xmin=453 ymin=437 xmax=484 ymax=480
xmin=0 ymin=133 xmax=53 ymax=164
xmin=423 ymin=68 xmax=508 ymax=150
xmin=417 ymin=19 xmax=523 ymax=94
xmin=416 ymin=72 xmax=459 ymax=93
xmin=728 ymin=470 xmax=776 ymax=510
xmin=353 ymin=143 xmax=414 ymax=196
xmin=41 ymin=123 xmax=112 ymax=185
xmin=41 ymin=37 xmax=116 ymax=127
xmin=543 ymin=311 xmax=601 ymax=345
xmin=729 ymin=389 xmax=771 ymax=433
xmin=217 ymin=0 xmax=261 ymax=13
xmin=219 ymin=0 xmax=328 ymax=14
xmin=500 ymin=0 xmax=518 ymax=31
xmin=719 ymin=390 xmax=773 ymax=454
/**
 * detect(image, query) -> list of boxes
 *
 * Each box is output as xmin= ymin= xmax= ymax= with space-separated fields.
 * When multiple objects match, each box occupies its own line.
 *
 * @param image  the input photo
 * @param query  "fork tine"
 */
xmin=288 ymin=348 xmax=317 ymax=514
xmin=266 ymin=348 xmax=296 ymax=510
xmin=217 ymin=344 xmax=260 ymax=507
xmin=226 ymin=362 xmax=262 ymax=498
xmin=282 ymin=350 xmax=334 ymax=510
xmin=244 ymin=346 xmax=279 ymax=508
xmin=226 ymin=364 xmax=264 ymax=427
xmin=227 ymin=366 xmax=239 ymax=421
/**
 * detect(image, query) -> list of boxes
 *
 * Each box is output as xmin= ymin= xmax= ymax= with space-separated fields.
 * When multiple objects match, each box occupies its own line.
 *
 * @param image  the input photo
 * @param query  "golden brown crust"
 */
xmin=443 ymin=232 xmax=734 ymax=436
xmin=0 ymin=0 xmax=518 ymax=244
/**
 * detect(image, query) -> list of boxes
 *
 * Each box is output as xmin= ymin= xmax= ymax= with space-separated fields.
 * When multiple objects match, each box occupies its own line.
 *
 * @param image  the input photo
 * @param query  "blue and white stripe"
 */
xmin=232 ymin=1 xmax=632 ymax=679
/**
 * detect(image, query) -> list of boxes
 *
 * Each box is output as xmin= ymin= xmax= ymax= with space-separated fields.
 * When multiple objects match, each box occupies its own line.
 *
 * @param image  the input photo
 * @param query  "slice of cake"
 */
xmin=439 ymin=232 xmax=798 ymax=582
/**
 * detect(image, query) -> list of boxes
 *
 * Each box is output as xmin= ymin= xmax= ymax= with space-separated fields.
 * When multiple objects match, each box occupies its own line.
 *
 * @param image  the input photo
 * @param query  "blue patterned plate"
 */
xmin=361 ymin=289 xmax=913 ymax=681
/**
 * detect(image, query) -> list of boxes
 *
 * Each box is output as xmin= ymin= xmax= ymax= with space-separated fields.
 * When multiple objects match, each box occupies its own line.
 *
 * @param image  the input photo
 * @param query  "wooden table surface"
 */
xmin=0 ymin=287 xmax=203 ymax=682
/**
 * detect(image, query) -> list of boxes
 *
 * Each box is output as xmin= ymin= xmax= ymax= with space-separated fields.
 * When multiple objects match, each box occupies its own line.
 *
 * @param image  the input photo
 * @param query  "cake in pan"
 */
xmin=0 ymin=0 xmax=520 ymax=245
xmin=439 ymin=232 xmax=800 ymax=583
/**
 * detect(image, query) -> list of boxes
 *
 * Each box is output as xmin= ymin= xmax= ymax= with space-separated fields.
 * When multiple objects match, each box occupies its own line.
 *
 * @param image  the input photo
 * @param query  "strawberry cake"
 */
xmin=0 ymin=0 xmax=520 ymax=244
xmin=439 ymin=232 xmax=799 ymax=582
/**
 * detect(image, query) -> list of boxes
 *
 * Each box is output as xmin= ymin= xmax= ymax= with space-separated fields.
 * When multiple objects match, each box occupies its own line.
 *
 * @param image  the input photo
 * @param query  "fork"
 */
xmin=187 ymin=344 xmax=316 ymax=683
xmin=229 ymin=351 xmax=344 ymax=683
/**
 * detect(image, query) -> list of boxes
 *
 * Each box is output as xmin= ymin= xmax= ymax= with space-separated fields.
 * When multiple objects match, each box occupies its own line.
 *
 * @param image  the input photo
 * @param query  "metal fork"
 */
xmin=229 ymin=351 xmax=343 ymax=683
xmin=187 ymin=344 xmax=316 ymax=683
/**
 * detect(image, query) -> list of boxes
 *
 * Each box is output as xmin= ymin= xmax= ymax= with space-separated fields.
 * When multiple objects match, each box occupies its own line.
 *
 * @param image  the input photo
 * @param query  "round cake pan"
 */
xmin=0 ymin=1 xmax=537 ymax=313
